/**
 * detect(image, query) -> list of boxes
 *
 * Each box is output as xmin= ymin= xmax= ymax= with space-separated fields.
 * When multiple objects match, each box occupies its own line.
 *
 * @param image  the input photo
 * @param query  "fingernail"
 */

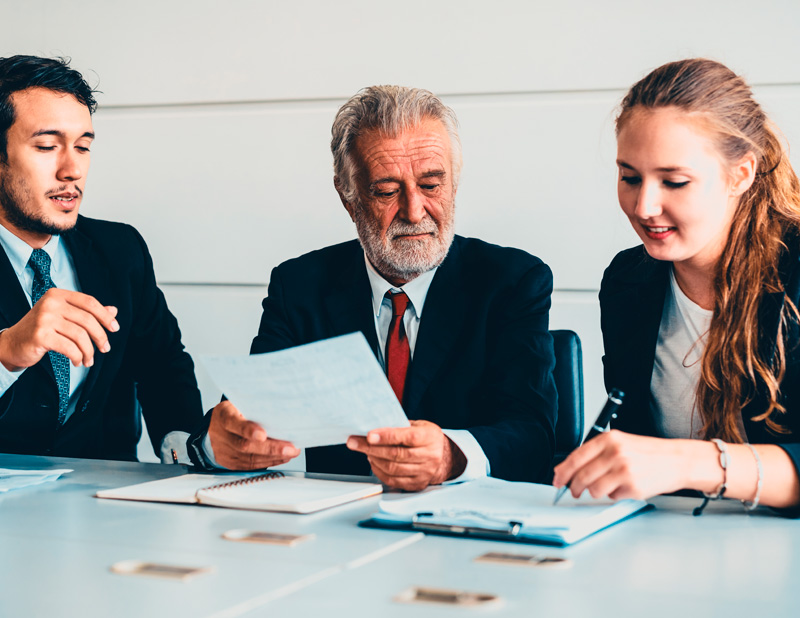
xmin=110 ymin=320 xmax=120 ymax=332
xmin=86 ymin=358 xmax=93 ymax=367
xmin=101 ymin=342 xmax=111 ymax=353
xmin=367 ymin=433 xmax=379 ymax=444
xmin=346 ymin=438 xmax=356 ymax=449
xmin=282 ymin=446 xmax=296 ymax=456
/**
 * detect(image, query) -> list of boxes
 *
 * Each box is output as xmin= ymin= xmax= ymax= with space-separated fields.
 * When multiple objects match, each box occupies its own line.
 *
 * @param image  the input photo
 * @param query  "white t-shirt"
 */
xmin=650 ymin=269 xmax=712 ymax=439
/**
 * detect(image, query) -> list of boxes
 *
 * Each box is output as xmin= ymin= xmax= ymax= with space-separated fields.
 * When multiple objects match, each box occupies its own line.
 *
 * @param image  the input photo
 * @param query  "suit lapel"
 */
xmin=403 ymin=239 xmax=466 ymax=419
xmin=603 ymin=255 xmax=668 ymax=436
xmin=62 ymin=223 xmax=114 ymax=404
xmin=322 ymin=244 xmax=380 ymax=357
xmin=0 ymin=243 xmax=33 ymax=331
xmin=0 ymin=234 xmax=58 ymax=384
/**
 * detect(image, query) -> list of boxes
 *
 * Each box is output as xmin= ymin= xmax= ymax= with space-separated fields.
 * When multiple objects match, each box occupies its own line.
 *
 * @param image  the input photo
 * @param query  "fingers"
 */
xmin=62 ymin=291 xmax=120 ymax=334
xmin=209 ymin=401 xmax=300 ymax=471
xmin=365 ymin=420 xmax=437 ymax=447
xmin=347 ymin=421 xmax=446 ymax=491
xmin=552 ymin=432 xmax=612 ymax=488
xmin=0 ymin=289 xmax=121 ymax=369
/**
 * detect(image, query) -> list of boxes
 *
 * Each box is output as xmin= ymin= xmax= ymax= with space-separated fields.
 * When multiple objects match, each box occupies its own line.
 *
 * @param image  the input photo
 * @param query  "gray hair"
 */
xmin=331 ymin=85 xmax=463 ymax=204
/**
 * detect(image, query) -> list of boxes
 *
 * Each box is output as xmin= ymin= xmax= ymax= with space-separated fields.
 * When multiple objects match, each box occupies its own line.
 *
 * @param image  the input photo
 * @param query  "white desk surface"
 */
xmin=2 ymin=454 xmax=798 ymax=617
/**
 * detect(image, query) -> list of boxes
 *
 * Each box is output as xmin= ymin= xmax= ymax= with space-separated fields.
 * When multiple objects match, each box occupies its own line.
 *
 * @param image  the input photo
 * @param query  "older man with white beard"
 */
xmin=193 ymin=86 xmax=558 ymax=490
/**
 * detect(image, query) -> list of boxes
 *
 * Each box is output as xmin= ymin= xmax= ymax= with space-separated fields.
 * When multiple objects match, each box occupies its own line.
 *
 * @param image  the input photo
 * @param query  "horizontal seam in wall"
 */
xmin=97 ymin=82 xmax=800 ymax=111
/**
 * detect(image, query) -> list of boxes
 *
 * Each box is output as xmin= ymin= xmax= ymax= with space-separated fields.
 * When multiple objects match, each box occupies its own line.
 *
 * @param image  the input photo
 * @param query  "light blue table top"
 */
xmin=2 ymin=454 xmax=798 ymax=617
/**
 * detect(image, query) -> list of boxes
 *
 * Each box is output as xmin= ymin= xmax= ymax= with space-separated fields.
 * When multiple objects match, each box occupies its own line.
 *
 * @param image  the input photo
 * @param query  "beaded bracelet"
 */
xmin=741 ymin=443 xmax=763 ymax=511
xmin=693 ymin=438 xmax=729 ymax=517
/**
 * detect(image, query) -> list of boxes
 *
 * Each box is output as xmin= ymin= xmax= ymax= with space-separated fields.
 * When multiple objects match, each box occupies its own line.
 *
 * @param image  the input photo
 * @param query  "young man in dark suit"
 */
xmin=0 ymin=55 xmax=204 ymax=461
xmin=198 ymin=86 xmax=558 ymax=489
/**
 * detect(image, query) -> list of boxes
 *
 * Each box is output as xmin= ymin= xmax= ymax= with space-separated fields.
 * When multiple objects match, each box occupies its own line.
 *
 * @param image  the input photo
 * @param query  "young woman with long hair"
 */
xmin=554 ymin=58 xmax=800 ymax=513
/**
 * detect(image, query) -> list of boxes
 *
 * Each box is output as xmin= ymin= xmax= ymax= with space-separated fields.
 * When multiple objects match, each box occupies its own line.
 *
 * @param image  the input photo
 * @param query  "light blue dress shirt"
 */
xmin=0 ymin=222 xmax=186 ymax=462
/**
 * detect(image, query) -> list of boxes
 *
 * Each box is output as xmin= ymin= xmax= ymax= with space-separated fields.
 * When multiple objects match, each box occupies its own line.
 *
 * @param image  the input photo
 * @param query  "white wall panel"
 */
xmin=3 ymin=1 xmax=798 ymax=106
xmin=4 ymin=0 xmax=800 ymax=462
xmin=84 ymin=88 xmax=800 ymax=290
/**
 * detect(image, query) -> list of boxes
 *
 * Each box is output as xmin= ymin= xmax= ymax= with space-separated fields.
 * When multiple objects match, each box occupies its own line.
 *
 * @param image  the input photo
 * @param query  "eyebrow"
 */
xmin=31 ymin=129 xmax=95 ymax=140
xmin=617 ymin=161 xmax=690 ymax=173
xmin=370 ymin=170 xmax=448 ymax=186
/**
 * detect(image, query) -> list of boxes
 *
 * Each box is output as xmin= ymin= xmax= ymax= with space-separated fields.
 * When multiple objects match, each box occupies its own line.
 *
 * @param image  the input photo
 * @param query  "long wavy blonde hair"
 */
xmin=617 ymin=58 xmax=800 ymax=442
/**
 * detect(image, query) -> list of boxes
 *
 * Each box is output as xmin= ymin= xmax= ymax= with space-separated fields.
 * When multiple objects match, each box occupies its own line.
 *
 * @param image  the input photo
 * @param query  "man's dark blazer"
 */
xmin=0 ymin=215 xmax=203 ymax=461
xmin=250 ymin=235 xmax=558 ymax=483
xmin=600 ymin=243 xmax=800 ymax=482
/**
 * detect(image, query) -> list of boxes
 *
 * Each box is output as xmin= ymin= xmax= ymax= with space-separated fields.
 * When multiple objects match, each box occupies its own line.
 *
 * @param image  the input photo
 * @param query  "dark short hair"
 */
xmin=0 ymin=55 xmax=98 ymax=161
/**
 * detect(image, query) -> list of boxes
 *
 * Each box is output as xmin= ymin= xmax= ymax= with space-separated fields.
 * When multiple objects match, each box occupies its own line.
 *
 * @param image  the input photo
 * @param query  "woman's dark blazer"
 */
xmin=599 ymin=242 xmax=800 ymax=490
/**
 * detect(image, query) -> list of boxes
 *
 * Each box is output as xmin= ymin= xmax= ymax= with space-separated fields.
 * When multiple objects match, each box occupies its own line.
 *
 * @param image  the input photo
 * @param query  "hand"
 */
xmin=0 ymin=288 xmax=119 ymax=371
xmin=552 ymin=430 xmax=693 ymax=501
xmin=208 ymin=400 xmax=300 ymax=470
xmin=346 ymin=420 xmax=466 ymax=491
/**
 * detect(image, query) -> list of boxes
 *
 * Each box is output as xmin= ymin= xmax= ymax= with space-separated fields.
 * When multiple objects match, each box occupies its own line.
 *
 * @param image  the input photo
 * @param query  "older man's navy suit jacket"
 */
xmin=250 ymin=235 xmax=558 ymax=482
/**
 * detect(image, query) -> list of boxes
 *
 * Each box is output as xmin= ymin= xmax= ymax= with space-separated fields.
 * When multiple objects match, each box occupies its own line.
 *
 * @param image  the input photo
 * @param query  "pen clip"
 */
xmin=412 ymin=512 xmax=523 ymax=537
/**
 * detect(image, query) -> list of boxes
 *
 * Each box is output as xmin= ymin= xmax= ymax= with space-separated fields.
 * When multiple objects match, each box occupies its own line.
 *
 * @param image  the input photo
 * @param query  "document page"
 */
xmin=373 ymin=478 xmax=650 ymax=544
xmin=0 ymin=468 xmax=72 ymax=493
xmin=200 ymin=333 xmax=409 ymax=448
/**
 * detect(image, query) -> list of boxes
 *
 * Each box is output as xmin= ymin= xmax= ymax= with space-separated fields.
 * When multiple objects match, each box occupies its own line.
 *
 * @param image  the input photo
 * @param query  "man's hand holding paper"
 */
xmin=347 ymin=420 xmax=467 ymax=491
xmin=202 ymin=334 xmax=410 ymax=470
xmin=208 ymin=401 xmax=301 ymax=470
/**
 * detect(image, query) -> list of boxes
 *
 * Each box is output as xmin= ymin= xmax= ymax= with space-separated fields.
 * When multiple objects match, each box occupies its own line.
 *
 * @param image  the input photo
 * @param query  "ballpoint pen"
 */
xmin=553 ymin=388 xmax=625 ymax=505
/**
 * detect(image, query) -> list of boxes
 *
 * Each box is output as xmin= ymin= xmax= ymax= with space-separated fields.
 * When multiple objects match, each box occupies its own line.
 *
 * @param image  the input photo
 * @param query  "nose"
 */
xmin=633 ymin=180 xmax=662 ymax=219
xmin=56 ymin=149 xmax=84 ymax=183
xmin=398 ymin=186 xmax=426 ymax=224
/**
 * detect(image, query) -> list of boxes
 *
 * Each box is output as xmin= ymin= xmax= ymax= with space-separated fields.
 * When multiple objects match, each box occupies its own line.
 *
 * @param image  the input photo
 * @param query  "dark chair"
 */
xmin=550 ymin=329 xmax=584 ymax=466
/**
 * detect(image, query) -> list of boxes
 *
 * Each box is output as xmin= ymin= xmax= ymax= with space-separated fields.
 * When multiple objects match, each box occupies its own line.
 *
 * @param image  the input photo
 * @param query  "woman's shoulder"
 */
xmin=601 ymin=245 xmax=667 ymax=293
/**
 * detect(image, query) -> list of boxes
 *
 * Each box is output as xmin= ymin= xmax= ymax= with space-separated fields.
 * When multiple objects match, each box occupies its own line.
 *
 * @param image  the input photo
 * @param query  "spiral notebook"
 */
xmin=96 ymin=472 xmax=382 ymax=514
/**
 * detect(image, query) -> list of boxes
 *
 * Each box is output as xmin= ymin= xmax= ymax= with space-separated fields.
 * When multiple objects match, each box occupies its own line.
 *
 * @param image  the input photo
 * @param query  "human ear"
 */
xmin=729 ymin=151 xmax=757 ymax=197
xmin=334 ymin=177 xmax=357 ymax=222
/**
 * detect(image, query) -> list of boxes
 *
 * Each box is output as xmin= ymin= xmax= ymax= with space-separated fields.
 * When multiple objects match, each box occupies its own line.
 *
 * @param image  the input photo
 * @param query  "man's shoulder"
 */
xmin=451 ymin=235 xmax=549 ymax=278
xmin=70 ymin=215 xmax=143 ymax=248
xmin=272 ymin=239 xmax=362 ymax=277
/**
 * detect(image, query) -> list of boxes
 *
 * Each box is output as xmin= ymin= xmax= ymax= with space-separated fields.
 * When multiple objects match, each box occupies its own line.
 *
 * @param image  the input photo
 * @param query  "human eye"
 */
xmin=419 ymin=182 xmax=440 ymax=191
xmin=34 ymin=144 xmax=56 ymax=152
xmin=371 ymin=183 xmax=399 ymax=198
xmin=75 ymin=145 xmax=91 ymax=153
xmin=663 ymin=180 xmax=689 ymax=189
xmin=619 ymin=175 xmax=641 ymax=186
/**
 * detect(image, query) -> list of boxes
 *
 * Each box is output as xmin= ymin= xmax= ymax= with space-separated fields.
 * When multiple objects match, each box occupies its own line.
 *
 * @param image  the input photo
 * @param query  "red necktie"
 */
xmin=385 ymin=291 xmax=411 ymax=404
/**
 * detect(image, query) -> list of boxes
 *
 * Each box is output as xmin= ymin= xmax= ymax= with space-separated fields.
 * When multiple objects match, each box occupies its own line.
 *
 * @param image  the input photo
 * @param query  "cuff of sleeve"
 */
xmin=186 ymin=409 xmax=218 ymax=471
xmin=771 ymin=444 xmax=800 ymax=519
xmin=0 ymin=356 xmax=25 ymax=398
xmin=442 ymin=429 xmax=490 ymax=484
xmin=160 ymin=431 xmax=191 ymax=464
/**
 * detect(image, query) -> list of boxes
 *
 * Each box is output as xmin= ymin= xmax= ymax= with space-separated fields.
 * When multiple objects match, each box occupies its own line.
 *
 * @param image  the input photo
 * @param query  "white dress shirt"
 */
xmin=363 ymin=254 xmax=490 ymax=481
xmin=0 ymin=222 xmax=187 ymax=462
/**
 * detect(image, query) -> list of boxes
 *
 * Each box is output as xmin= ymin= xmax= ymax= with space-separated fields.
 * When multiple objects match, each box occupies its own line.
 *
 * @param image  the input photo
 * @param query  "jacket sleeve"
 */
xmin=466 ymin=261 xmax=558 ymax=483
xmin=125 ymin=227 xmax=203 ymax=454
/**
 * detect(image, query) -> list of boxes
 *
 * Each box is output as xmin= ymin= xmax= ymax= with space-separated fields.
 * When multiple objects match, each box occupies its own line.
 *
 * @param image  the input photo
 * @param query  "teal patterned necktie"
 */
xmin=28 ymin=249 xmax=71 ymax=426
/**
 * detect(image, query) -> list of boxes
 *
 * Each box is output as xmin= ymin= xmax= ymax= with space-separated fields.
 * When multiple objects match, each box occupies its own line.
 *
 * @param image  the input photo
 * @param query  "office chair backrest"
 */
xmin=550 ymin=329 xmax=584 ymax=465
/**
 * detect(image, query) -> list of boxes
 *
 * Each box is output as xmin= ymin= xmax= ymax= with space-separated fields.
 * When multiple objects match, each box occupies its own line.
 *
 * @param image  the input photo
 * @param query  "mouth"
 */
xmin=393 ymin=232 xmax=434 ymax=241
xmin=642 ymin=224 xmax=676 ymax=240
xmin=48 ymin=192 xmax=81 ymax=210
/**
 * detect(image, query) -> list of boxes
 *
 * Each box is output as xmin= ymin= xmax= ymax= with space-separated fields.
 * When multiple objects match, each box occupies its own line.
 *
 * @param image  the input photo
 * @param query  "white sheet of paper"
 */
xmin=0 ymin=468 xmax=72 ymax=493
xmin=200 ymin=332 xmax=410 ymax=448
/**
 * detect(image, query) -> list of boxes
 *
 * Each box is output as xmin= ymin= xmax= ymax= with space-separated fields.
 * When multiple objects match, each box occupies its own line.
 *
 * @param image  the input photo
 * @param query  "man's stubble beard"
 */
xmin=0 ymin=168 xmax=77 ymax=236
xmin=354 ymin=198 xmax=455 ymax=283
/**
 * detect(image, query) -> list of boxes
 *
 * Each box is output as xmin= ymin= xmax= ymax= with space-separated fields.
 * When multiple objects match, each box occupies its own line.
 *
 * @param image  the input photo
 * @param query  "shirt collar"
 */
xmin=0 ymin=221 xmax=62 ymax=278
xmin=363 ymin=252 xmax=438 ymax=320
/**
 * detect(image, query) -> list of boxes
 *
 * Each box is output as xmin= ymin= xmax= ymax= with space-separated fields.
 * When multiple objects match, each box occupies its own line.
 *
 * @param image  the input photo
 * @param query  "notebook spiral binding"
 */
xmin=201 ymin=471 xmax=285 ymax=492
